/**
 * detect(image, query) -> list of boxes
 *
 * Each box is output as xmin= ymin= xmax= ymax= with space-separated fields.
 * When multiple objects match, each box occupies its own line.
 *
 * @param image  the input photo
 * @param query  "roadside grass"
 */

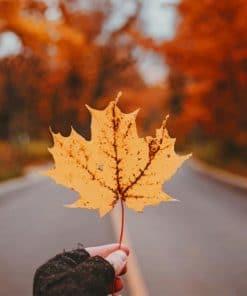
xmin=0 ymin=166 xmax=23 ymax=182
xmin=18 ymin=140 xmax=51 ymax=165
xmin=191 ymin=142 xmax=247 ymax=177
xmin=0 ymin=141 xmax=22 ymax=182
xmin=0 ymin=140 xmax=51 ymax=182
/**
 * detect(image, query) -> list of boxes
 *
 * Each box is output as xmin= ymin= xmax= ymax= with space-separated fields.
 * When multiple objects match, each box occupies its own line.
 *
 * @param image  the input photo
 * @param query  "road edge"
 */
xmin=0 ymin=165 xmax=50 ymax=196
xmin=189 ymin=158 xmax=247 ymax=190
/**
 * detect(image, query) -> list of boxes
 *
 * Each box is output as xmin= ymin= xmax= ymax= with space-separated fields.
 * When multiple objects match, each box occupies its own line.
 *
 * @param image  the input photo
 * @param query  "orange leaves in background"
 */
xmin=0 ymin=0 xmax=167 ymax=141
xmin=163 ymin=0 xmax=247 ymax=146
xmin=46 ymin=94 xmax=190 ymax=216
xmin=0 ymin=0 xmax=85 ymax=60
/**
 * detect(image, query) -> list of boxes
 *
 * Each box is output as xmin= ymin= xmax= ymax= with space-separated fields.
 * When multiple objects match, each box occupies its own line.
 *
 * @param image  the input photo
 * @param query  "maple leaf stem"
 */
xmin=112 ymin=199 xmax=125 ymax=296
xmin=118 ymin=198 xmax=125 ymax=249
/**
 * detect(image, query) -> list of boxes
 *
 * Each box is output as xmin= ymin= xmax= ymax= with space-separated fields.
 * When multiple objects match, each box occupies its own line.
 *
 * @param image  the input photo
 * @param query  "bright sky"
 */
xmin=103 ymin=0 xmax=178 ymax=40
xmin=140 ymin=0 xmax=178 ymax=40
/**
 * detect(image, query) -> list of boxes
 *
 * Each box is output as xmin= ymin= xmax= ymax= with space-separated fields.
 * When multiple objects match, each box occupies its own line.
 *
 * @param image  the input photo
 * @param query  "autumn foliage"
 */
xmin=0 ymin=0 xmax=163 ymax=142
xmin=162 ymin=0 xmax=247 ymax=156
xmin=0 ymin=0 xmax=246 ymax=178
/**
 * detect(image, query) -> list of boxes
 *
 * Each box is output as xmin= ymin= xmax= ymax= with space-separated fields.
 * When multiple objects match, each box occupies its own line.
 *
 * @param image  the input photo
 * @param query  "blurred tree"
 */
xmin=162 ymin=0 xmax=247 ymax=155
xmin=0 ymin=55 xmax=46 ymax=139
xmin=0 ymin=0 xmax=91 ymax=139
xmin=0 ymin=0 xmax=166 ymax=143
xmin=0 ymin=0 xmax=85 ymax=57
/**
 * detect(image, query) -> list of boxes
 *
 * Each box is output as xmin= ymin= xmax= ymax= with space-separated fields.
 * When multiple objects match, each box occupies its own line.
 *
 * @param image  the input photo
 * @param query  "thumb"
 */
xmin=105 ymin=250 xmax=128 ymax=275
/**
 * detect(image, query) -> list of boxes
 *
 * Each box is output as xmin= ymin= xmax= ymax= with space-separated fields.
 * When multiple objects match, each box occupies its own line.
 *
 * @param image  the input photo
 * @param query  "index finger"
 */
xmin=86 ymin=243 xmax=129 ymax=258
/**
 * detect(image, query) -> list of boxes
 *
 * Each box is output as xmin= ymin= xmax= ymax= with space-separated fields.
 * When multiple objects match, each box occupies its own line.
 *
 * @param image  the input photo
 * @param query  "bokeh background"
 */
xmin=0 ymin=1 xmax=247 ymax=295
xmin=1 ymin=0 xmax=246 ymax=180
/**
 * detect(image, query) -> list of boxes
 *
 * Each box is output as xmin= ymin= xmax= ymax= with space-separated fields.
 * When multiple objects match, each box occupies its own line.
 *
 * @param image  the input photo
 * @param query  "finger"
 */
xmin=86 ymin=243 xmax=129 ymax=258
xmin=109 ymin=277 xmax=123 ymax=294
xmin=119 ymin=265 xmax=127 ymax=276
xmin=114 ymin=277 xmax=123 ymax=293
xmin=106 ymin=250 xmax=127 ymax=275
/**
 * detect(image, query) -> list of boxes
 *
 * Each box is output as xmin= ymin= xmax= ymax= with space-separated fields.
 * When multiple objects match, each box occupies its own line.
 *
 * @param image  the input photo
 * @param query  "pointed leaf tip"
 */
xmin=49 ymin=126 xmax=54 ymax=134
xmin=115 ymin=91 xmax=122 ymax=104
xmin=132 ymin=108 xmax=140 ymax=117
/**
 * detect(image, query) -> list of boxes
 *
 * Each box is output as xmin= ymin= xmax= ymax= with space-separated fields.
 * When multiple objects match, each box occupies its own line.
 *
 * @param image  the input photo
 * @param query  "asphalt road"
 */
xmin=126 ymin=165 xmax=247 ymax=296
xmin=0 ymin=165 xmax=246 ymax=295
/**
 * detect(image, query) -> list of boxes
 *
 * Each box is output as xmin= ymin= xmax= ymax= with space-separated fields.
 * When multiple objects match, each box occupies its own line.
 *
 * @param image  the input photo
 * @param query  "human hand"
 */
xmin=86 ymin=243 xmax=129 ymax=294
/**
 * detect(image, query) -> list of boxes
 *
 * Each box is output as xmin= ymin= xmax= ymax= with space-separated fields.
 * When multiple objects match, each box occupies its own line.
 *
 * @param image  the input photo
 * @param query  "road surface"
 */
xmin=126 ymin=165 xmax=247 ymax=296
xmin=0 ymin=165 xmax=247 ymax=295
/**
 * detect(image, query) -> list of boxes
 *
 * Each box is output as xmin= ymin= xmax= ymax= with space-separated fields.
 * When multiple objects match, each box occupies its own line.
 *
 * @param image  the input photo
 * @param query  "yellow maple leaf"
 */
xmin=45 ymin=93 xmax=191 ymax=216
